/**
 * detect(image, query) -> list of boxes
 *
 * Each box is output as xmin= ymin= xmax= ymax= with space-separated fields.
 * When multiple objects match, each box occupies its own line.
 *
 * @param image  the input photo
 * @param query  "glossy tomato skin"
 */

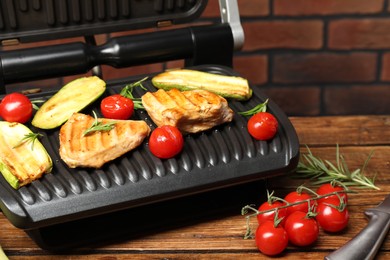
xmin=100 ymin=94 xmax=134 ymax=120
xmin=255 ymin=220 xmax=288 ymax=256
xmin=247 ymin=112 xmax=278 ymax=141
xmin=284 ymin=191 xmax=315 ymax=215
xmin=149 ymin=125 xmax=184 ymax=159
xmin=284 ymin=211 xmax=319 ymax=246
xmin=316 ymin=183 xmax=348 ymax=204
xmin=0 ymin=93 xmax=33 ymax=123
xmin=257 ymin=201 xmax=287 ymax=226
xmin=316 ymin=198 xmax=349 ymax=233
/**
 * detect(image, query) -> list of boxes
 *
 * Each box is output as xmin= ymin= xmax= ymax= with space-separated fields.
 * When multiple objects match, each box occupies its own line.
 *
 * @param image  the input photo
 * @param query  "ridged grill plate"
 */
xmin=0 ymin=65 xmax=299 ymax=229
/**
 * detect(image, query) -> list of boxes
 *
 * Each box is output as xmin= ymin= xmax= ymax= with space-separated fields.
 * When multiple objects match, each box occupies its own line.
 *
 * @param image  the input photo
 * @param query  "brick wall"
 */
xmin=223 ymin=0 xmax=390 ymax=116
xmin=2 ymin=0 xmax=390 ymax=116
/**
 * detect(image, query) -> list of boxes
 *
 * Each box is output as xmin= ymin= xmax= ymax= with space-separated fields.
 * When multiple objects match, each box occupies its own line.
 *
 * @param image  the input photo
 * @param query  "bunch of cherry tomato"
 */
xmin=244 ymin=182 xmax=349 ymax=256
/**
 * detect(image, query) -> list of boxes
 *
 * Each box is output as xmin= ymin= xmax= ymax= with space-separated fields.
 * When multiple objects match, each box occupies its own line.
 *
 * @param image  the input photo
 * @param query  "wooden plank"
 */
xmin=290 ymin=115 xmax=390 ymax=146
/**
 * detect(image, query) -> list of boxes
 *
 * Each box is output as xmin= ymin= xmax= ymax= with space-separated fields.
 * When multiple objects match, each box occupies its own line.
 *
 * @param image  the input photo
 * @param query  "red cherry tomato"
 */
xmin=316 ymin=198 xmax=349 ymax=233
xmin=247 ymin=112 xmax=278 ymax=141
xmin=149 ymin=125 xmax=184 ymax=159
xmin=0 ymin=93 xmax=33 ymax=123
xmin=100 ymin=94 xmax=134 ymax=120
xmin=284 ymin=211 xmax=319 ymax=246
xmin=284 ymin=191 xmax=315 ymax=215
xmin=255 ymin=220 xmax=288 ymax=256
xmin=257 ymin=200 xmax=287 ymax=226
xmin=316 ymin=183 xmax=348 ymax=204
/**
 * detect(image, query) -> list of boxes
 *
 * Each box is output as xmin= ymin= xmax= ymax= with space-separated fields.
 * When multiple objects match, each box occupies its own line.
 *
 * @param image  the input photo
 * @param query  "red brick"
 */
xmin=263 ymin=86 xmax=321 ymax=116
xmin=324 ymin=85 xmax=390 ymax=115
xmin=274 ymin=0 xmax=384 ymax=16
xmin=273 ymin=53 xmax=377 ymax=84
xmin=201 ymin=0 xmax=219 ymax=18
xmin=237 ymin=0 xmax=269 ymax=17
xmin=166 ymin=60 xmax=185 ymax=69
xmin=233 ymin=55 xmax=268 ymax=85
xmin=329 ymin=19 xmax=390 ymax=50
xmin=101 ymin=63 xmax=163 ymax=81
xmin=242 ymin=21 xmax=323 ymax=51
xmin=5 ymin=78 xmax=62 ymax=93
xmin=202 ymin=0 xmax=269 ymax=18
xmin=381 ymin=52 xmax=390 ymax=81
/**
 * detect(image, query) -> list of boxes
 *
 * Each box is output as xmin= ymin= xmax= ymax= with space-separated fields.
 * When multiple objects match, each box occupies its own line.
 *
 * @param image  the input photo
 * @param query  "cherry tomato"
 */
xmin=100 ymin=94 xmax=134 ymax=120
xmin=284 ymin=191 xmax=315 ymax=215
xmin=255 ymin=220 xmax=288 ymax=256
xmin=316 ymin=198 xmax=349 ymax=233
xmin=247 ymin=112 xmax=278 ymax=141
xmin=149 ymin=125 xmax=184 ymax=159
xmin=257 ymin=200 xmax=287 ymax=226
xmin=316 ymin=183 xmax=348 ymax=204
xmin=284 ymin=211 xmax=319 ymax=246
xmin=0 ymin=93 xmax=33 ymax=123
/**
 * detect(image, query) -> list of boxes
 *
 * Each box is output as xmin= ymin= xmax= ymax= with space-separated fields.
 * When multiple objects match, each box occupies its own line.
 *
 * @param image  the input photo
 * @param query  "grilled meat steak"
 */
xmin=59 ymin=113 xmax=150 ymax=168
xmin=142 ymin=88 xmax=234 ymax=133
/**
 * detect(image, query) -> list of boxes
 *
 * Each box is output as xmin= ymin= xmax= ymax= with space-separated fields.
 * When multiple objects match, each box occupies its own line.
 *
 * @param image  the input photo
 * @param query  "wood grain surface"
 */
xmin=0 ymin=115 xmax=389 ymax=259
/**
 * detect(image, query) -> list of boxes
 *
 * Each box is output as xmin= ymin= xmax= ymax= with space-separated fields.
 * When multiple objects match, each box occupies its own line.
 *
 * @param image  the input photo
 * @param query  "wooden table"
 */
xmin=1 ymin=115 xmax=389 ymax=259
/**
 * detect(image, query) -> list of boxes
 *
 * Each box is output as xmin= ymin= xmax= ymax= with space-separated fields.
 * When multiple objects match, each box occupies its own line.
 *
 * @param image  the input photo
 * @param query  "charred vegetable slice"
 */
xmin=0 ymin=121 xmax=52 ymax=189
xmin=152 ymin=69 xmax=252 ymax=101
xmin=32 ymin=76 xmax=106 ymax=129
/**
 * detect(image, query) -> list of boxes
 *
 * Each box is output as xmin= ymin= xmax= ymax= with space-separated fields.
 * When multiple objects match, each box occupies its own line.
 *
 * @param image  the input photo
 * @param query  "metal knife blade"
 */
xmin=325 ymin=194 xmax=390 ymax=260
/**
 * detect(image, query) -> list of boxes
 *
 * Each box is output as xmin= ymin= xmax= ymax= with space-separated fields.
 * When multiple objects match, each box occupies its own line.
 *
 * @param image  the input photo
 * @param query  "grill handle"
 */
xmin=0 ymin=24 xmax=233 ymax=86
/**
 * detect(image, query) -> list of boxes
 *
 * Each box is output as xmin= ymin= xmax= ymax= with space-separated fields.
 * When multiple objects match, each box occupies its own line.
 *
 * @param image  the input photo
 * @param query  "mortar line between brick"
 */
xmin=383 ymin=0 xmax=389 ymax=13
xmin=376 ymin=50 xmax=384 ymax=83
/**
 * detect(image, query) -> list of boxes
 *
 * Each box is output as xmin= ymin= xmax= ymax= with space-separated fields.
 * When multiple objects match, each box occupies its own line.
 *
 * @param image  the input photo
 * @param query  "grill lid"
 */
xmin=0 ymin=0 xmax=208 ymax=44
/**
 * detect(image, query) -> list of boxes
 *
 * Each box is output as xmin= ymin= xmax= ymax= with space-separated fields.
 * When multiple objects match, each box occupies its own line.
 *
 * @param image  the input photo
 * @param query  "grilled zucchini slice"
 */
xmin=32 ymin=76 xmax=106 ymax=129
xmin=0 ymin=122 xmax=52 ymax=189
xmin=151 ymin=69 xmax=252 ymax=101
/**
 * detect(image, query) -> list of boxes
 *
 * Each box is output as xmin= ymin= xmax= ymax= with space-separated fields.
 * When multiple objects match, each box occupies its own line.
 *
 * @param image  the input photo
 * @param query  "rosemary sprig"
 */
xmin=31 ymin=99 xmax=46 ymax=110
xmin=238 ymin=99 xmax=269 ymax=116
xmin=13 ymin=132 xmax=43 ymax=150
xmin=83 ymin=111 xmax=117 ymax=136
xmin=294 ymin=145 xmax=379 ymax=190
xmin=241 ymin=189 xmax=351 ymax=239
xmin=120 ymin=77 xmax=148 ymax=110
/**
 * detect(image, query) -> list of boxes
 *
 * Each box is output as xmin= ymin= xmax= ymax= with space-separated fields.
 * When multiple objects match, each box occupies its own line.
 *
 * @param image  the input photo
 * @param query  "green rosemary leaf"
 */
xmin=13 ymin=132 xmax=43 ymax=150
xmin=325 ymin=160 xmax=340 ymax=174
xmin=31 ymin=99 xmax=46 ymax=110
xmin=238 ymin=99 xmax=269 ymax=116
xmin=83 ymin=111 xmax=117 ymax=136
xmin=119 ymin=77 xmax=148 ymax=110
xmin=350 ymin=169 xmax=360 ymax=178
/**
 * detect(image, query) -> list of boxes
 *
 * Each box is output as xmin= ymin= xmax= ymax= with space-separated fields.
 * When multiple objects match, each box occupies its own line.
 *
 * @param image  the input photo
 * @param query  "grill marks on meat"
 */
xmin=142 ymin=88 xmax=234 ymax=133
xmin=59 ymin=113 xmax=150 ymax=168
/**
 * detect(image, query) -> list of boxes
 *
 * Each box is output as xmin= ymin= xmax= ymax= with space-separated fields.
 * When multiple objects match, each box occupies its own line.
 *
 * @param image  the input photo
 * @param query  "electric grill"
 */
xmin=0 ymin=0 xmax=299 ymax=250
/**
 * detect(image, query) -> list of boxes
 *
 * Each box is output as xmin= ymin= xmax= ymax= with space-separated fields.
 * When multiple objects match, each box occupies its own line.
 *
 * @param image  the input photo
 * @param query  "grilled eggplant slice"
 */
xmin=152 ymin=69 xmax=252 ymax=101
xmin=0 ymin=121 xmax=52 ymax=189
xmin=32 ymin=76 xmax=106 ymax=129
